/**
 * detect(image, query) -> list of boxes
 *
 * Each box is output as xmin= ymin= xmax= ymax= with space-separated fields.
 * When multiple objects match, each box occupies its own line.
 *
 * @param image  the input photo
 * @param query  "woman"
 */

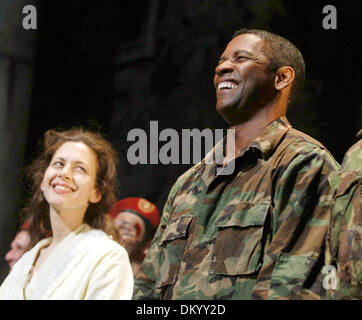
xmin=0 ymin=128 xmax=133 ymax=299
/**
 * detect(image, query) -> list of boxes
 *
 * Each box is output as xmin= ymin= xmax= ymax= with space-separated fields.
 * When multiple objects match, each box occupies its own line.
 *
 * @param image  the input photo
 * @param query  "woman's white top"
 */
xmin=0 ymin=224 xmax=134 ymax=299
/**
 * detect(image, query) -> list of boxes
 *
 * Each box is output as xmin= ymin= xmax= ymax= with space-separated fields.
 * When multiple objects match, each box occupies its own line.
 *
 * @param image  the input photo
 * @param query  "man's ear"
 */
xmin=135 ymin=222 xmax=146 ymax=242
xmin=142 ymin=240 xmax=153 ymax=257
xmin=274 ymin=66 xmax=295 ymax=91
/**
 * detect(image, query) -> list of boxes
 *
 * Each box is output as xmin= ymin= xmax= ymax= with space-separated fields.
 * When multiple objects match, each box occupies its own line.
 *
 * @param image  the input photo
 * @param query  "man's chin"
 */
xmin=217 ymin=102 xmax=234 ymax=114
xmin=129 ymin=244 xmax=146 ymax=263
xmin=216 ymin=104 xmax=241 ymax=123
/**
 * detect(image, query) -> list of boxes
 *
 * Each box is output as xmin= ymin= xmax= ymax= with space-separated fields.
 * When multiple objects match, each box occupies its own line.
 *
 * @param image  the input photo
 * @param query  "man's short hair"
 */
xmin=233 ymin=29 xmax=305 ymax=106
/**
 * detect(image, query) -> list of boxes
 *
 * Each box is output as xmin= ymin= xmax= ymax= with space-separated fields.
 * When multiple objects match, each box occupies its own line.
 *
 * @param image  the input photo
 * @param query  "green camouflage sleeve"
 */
xmin=253 ymin=146 xmax=339 ymax=300
xmin=133 ymin=169 xmax=191 ymax=299
xmin=325 ymin=139 xmax=362 ymax=299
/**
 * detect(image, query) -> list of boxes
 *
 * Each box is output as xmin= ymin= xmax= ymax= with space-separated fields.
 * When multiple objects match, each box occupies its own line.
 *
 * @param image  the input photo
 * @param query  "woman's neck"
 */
xmin=49 ymin=207 xmax=85 ymax=245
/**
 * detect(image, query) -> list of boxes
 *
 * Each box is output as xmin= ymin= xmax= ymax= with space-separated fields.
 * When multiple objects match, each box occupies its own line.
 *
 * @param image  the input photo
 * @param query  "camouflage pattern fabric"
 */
xmin=133 ymin=117 xmax=340 ymax=300
xmin=325 ymin=129 xmax=362 ymax=299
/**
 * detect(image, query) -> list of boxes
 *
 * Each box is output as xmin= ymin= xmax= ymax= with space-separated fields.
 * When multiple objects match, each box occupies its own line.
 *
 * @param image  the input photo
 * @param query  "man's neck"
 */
xmin=131 ymin=261 xmax=142 ymax=278
xmin=226 ymin=109 xmax=285 ymax=159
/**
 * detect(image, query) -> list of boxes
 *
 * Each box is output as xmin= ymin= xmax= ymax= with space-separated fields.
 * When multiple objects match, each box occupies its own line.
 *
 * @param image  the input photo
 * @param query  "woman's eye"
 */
xmin=75 ymin=166 xmax=86 ymax=173
xmin=53 ymin=161 xmax=63 ymax=167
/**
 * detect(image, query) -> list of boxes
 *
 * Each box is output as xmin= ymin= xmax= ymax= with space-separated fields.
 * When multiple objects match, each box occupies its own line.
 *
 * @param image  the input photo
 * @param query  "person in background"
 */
xmin=5 ymin=222 xmax=31 ymax=272
xmin=109 ymin=197 xmax=160 ymax=277
xmin=325 ymin=129 xmax=361 ymax=299
xmin=0 ymin=128 xmax=133 ymax=300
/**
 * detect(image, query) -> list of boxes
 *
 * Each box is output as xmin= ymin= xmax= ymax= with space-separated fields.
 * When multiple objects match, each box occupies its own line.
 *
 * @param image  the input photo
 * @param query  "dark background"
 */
xmin=0 ymin=0 xmax=361 ymax=281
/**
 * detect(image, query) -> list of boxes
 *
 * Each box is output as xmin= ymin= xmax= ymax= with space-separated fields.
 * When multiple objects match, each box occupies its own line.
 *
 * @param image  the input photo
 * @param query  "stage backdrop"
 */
xmin=0 ymin=0 xmax=361 ymax=281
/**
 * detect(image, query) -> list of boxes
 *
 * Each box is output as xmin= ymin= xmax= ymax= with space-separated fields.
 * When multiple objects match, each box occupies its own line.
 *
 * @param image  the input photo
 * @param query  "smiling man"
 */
xmin=133 ymin=29 xmax=340 ymax=300
xmin=5 ymin=223 xmax=31 ymax=272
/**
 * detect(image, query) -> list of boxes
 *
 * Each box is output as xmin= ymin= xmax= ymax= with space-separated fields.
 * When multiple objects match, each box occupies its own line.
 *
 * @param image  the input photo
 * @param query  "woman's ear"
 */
xmin=274 ymin=66 xmax=295 ymax=91
xmin=89 ymin=188 xmax=102 ymax=204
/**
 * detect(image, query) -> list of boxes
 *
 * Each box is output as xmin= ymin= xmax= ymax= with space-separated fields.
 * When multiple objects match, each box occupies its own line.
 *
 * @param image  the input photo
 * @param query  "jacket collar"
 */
xmin=196 ymin=116 xmax=292 ymax=186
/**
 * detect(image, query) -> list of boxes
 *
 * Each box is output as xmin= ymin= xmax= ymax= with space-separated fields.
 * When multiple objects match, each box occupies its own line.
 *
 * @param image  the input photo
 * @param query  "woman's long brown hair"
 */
xmin=22 ymin=128 xmax=118 ymax=247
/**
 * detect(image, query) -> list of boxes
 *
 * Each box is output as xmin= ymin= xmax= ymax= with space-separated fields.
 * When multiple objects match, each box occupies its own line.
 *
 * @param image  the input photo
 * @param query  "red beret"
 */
xmin=20 ymin=221 xmax=29 ymax=230
xmin=109 ymin=197 xmax=160 ymax=229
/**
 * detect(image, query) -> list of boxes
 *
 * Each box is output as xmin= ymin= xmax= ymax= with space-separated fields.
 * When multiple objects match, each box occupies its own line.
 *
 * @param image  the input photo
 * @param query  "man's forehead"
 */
xmin=223 ymin=33 xmax=266 ymax=56
xmin=115 ymin=211 xmax=144 ymax=224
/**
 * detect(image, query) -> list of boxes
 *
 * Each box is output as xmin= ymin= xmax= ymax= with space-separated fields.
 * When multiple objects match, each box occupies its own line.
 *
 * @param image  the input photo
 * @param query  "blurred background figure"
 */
xmin=325 ymin=129 xmax=362 ymax=300
xmin=109 ymin=197 xmax=160 ymax=277
xmin=5 ymin=222 xmax=31 ymax=272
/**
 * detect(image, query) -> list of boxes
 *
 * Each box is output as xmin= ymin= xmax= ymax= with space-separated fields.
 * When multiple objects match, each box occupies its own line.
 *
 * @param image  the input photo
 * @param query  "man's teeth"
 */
xmin=218 ymin=82 xmax=238 ymax=90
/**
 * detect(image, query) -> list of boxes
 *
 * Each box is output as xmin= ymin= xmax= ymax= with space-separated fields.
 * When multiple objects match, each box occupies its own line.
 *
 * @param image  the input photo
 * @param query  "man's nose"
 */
xmin=215 ymin=60 xmax=234 ymax=76
xmin=5 ymin=249 xmax=14 ymax=262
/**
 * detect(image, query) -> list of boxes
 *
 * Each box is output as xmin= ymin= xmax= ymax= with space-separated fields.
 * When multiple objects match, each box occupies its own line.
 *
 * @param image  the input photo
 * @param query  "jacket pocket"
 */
xmin=210 ymin=199 xmax=270 ymax=276
xmin=268 ymin=252 xmax=319 ymax=299
xmin=155 ymin=215 xmax=193 ymax=288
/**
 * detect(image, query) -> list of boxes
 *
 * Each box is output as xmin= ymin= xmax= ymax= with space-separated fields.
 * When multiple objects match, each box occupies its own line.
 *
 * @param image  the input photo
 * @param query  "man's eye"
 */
xmin=236 ymin=56 xmax=248 ymax=61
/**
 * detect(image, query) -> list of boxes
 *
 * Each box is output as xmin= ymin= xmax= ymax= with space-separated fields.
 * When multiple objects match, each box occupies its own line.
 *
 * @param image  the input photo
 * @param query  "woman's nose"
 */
xmin=59 ymin=164 xmax=72 ymax=180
